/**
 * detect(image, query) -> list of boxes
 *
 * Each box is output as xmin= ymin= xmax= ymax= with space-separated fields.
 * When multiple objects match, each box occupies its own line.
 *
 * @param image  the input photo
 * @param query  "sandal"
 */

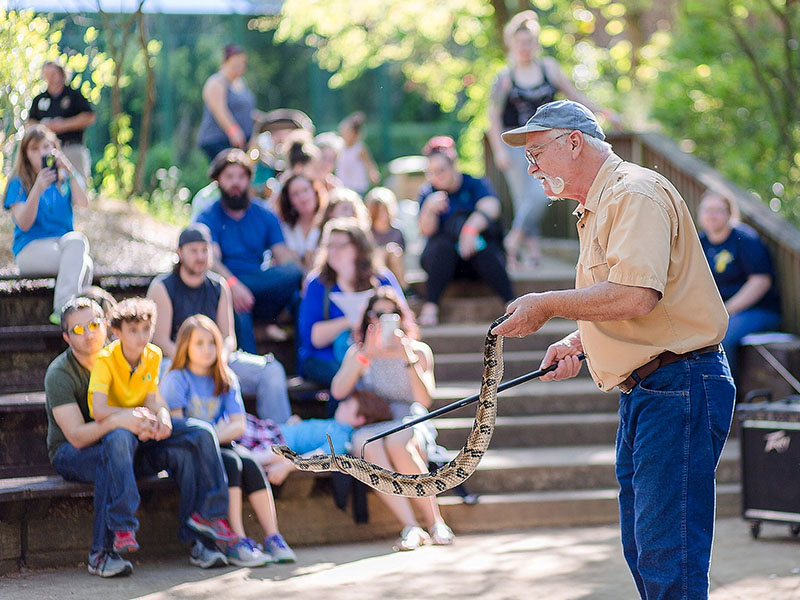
xmin=429 ymin=522 xmax=455 ymax=546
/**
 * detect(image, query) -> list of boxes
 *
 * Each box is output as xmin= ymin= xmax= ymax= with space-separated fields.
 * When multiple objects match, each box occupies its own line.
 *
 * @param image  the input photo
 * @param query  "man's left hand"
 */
xmin=492 ymin=293 xmax=553 ymax=338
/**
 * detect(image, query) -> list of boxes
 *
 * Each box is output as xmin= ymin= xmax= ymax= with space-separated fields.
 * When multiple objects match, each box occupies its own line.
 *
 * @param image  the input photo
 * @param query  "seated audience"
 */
xmin=336 ymin=112 xmax=380 ymax=195
xmin=331 ymin=289 xmax=454 ymax=551
xmin=45 ymin=298 xmax=234 ymax=577
xmin=147 ymin=224 xmax=291 ymax=423
xmin=240 ymin=389 xmax=392 ymax=485
xmin=416 ymin=136 xmax=513 ymax=326
xmin=319 ymin=186 xmax=372 ymax=232
xmin=366 ymin=187 xmax=407 ymax=290
xmin=297 ymin=217 xmax=406 ymax=391
xmin=3 ymin=124 xmax=92 ymax=323
xmin=277 ymin=174 xmax=326 ymax=272
xmin=196 ymin=148 xmax=303 ymax=353
xmin=161 ymin=315 xmax=295 ymax=564
xmin=698 ymin=191 xmax=781 ymax=377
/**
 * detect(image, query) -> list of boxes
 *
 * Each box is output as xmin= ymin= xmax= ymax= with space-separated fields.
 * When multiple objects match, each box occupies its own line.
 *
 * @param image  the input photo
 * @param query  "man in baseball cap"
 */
xmin=493 ymin=99 xmax=733 ymax=599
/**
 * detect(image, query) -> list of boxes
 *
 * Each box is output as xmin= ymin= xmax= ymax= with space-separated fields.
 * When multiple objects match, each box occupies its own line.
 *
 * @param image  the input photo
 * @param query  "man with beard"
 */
xmin=147 ymin=223 xmax=292 ymax=423
xmin=196 ymin=149 xmax=303 ymax=354
xmin=492 ymin=100 xmax=735 ymax=600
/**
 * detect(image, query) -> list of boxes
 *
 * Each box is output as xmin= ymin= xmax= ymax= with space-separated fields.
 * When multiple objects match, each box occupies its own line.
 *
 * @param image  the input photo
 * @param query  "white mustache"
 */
xmin=540 ymin=174 xmax=565 ymax=195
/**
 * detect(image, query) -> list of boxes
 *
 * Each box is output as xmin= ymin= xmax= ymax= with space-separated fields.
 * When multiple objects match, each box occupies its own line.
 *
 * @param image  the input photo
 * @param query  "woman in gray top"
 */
xmin=330 ymin=288 xmax=454 ymax=552
xmin=197 ymin=45 xmax=256 ymax=161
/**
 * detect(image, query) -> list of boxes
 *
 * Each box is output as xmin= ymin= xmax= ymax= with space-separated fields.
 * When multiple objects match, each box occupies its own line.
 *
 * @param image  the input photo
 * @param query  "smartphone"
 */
xmin=379 ymin=313 xmax=400 ymax=346
xmin=41 ymin=154 xmax=56 ymax=171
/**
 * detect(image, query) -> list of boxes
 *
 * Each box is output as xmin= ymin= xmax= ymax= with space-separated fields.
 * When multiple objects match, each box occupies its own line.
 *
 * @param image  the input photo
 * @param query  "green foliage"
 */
xmin=271 ymin=0 xmax=672 ymax=173
xmin=132 ymin=165 xmax=190 ymax=227
xmin=95 ymin=113 xmax=135 ymax=197
xmin=0 ymin=10 xmax=114 ymax=190
xmin=651 ymin=0 xmax=800 ymax=222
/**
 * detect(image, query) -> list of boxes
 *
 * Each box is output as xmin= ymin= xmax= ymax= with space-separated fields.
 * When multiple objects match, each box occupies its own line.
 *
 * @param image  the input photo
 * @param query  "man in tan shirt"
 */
xmin=494 ymin=100 xmax=735 ymax=600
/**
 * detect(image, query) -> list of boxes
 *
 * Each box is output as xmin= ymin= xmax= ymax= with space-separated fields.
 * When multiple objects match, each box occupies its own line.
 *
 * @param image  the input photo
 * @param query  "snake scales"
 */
xmin=271 ymin=314 xmax=509 ymax=498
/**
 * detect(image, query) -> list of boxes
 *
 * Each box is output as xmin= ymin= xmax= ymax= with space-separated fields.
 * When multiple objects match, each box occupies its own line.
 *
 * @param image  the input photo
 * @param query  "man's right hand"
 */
xmin=230 ymin=280 xmax=255 ymax=313
xmin=424 ymin=191 xmax=449 ymax=215
xmin=540 ymin=331 xmax=584 ymax=382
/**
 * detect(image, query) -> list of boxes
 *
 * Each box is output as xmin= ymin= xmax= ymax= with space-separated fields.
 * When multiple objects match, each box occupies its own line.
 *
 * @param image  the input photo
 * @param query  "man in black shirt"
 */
xmin=28 ymin=61 xmax=96 ymax=180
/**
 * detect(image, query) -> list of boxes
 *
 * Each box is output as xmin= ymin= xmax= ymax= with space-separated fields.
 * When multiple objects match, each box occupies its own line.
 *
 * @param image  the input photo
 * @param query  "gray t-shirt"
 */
xmin=44 ymin=348 xmax=92 ymax=462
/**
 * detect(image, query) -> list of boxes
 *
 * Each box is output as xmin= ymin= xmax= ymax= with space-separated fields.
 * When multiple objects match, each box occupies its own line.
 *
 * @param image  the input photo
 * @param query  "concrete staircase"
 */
xmin=0 ymin=250 xmax=742 ymax=571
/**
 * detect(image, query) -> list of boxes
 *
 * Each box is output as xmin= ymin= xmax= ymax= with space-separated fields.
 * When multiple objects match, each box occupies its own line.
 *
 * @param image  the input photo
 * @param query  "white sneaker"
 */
xmin=393 ymin=526 xmax=431 ymax=551
xmin=263 ymin=533 xmax=296 ymax=563
xmin=429 ymin=522 xmax=455 ymax=545
xmin=225 ymin=538 xmax=273 ymax=567
xmin=189 ymin=539 xmax=228 ymax=568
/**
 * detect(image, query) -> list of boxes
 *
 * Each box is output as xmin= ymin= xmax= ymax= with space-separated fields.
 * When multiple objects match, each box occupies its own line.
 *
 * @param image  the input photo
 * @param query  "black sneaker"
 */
xmin=87 ymin=551 xmax=133 ymax=577
xmin=189 ymin=539 xmax=228 ymax=569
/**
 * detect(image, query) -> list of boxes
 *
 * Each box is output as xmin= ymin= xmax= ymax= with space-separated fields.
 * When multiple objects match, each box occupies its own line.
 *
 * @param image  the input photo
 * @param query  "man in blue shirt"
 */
xmin=196 ymin=149 xmax=303 ymax=353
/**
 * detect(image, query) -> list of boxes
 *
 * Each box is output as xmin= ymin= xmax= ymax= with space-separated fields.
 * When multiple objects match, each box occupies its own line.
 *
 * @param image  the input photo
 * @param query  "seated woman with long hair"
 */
xmin=297 ymin=217 xmax=406 ymax=393
xmin=330 ymin=288 xmax=455 ymax=551
xmin=3 ymin=124 xmax=92 ymax=323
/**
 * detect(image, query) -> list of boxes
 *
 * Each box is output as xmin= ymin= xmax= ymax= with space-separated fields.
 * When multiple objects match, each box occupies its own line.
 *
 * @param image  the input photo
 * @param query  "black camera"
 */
xmin=41 ymin=154 xmax=56 ymax=170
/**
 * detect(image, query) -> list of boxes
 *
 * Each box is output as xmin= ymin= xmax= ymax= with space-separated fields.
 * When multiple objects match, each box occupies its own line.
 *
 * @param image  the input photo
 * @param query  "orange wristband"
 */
xmin=226 ymin=124 xmax=241 ymax=137
xmin=355 ymin=352 xmax=370 ymax=367
xmin=227 ymin=276 xmax=239 ymax=287
xmin=462 ymin=224 xmax=479 ymax=236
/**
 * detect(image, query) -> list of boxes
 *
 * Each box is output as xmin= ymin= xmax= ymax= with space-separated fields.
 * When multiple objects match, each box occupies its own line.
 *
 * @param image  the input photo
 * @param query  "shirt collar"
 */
xmin=582 ymin=153 xmax=623 ymax=214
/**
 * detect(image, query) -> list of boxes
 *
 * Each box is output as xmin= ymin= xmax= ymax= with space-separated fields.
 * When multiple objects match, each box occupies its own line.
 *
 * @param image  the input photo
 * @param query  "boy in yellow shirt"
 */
xmin=88 ymin=297 xmax=238 ymax=569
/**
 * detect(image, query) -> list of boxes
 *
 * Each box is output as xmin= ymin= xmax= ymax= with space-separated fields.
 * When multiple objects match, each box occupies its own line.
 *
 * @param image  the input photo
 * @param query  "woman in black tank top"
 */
xmin=488 ymin=11 xmax=622 ymax=268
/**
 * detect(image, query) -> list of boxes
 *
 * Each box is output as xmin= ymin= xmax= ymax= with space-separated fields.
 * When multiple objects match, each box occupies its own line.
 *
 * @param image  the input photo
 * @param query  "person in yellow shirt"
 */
xmin=87 ymin=297 xmax=241 ymax=569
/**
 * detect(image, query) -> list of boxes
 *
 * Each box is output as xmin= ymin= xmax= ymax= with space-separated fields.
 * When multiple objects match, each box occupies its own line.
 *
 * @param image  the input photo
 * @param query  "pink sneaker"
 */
xmin=186 ymin=513 xmax=238 ymax=543
xmin=112 ymin=530 xmax=139 ymax=553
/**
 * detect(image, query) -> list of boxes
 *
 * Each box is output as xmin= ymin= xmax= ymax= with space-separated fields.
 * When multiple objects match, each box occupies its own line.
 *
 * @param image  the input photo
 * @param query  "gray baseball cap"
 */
xmin=178 ymin=223 xmax=212 ymax=247
xmin=501 ymin=100 xmax=605 ymax=147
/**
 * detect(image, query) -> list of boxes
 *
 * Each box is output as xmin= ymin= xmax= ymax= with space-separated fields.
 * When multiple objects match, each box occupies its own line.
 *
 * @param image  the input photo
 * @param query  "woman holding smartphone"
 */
xmin=330 ymin=288 xmax=455 ymax=552
xmin=3 ymin=124 xmax=92 ymax=323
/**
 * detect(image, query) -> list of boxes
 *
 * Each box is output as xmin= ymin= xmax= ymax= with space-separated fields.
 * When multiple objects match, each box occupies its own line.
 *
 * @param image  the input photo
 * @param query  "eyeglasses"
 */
xmin=524 ymin=132 xmax=570 ymax=168
xmin=68 ymin=318 xmax=103 ymax=336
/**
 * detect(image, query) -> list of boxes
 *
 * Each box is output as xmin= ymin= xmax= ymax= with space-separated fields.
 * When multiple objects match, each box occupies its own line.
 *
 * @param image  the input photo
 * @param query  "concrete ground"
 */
xmin=2 ymin=518 xmax=799 ymax=599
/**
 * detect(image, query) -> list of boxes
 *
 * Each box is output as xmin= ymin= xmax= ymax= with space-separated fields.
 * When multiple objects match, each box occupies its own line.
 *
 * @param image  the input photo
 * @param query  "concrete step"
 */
xmin=437 ymin=483 xmax=742 ymax=535
xmin=421 ymin=319 xmax=577 ymax=354
xmin=454 ymin=444 xmax=740 ymax=495
xmin=432 ymin=378 xmax=618 ymax=416
xmin=434 ymin=413 xmax=619 ymax=449
xmin=433 ymin=349 xmax=594 ymax=384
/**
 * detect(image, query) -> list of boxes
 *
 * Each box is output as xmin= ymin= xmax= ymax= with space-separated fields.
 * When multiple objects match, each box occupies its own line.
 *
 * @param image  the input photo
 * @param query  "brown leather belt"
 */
xmin=617 ymin=344 xmax=722 ymax=393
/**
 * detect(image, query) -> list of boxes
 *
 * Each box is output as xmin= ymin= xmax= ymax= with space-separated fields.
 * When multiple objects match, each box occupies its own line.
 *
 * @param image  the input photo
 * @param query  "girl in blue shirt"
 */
xmin=3 ymin=125 xmax=92 ymax=322
xmin=161 ymin=315 xmax=295 ymax=565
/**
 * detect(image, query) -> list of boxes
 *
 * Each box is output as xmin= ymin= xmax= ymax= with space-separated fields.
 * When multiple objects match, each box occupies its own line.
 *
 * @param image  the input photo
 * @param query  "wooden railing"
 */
xmin=484 ymin=131 xmax=800 ymax=334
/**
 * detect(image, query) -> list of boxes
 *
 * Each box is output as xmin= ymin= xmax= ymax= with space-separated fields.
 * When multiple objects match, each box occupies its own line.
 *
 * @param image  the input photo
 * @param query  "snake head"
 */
xmin=272 ymin=445 xmax=299 ymax=461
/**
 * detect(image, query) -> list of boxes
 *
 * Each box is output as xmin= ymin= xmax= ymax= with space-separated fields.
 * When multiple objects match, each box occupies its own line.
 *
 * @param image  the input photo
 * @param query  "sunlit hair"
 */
xmin=170 ymin=314 xmax=232 ymax=396
xmin=319 ymin=186 xmax=371 ymax=232
xmin=503 ymin=10 xmax=541 ymax=49
xmin=699 ymin=190 xmax=740 ymax=224
xmin=339 ymin=111 xmax=366 ymax=135
xmin=208 ymin=148 xmax=253 ymax=181
xmin=350 ymin=389 xmax=393 ymax=425
xmin=108 ymin=297 xmax=157 ymax=330
xmin=278 ymin=174 xmax=326 ymax=227
xmin=365 ymin=187 xmax=398 ymax=224
xmin=314 ymin=217 xmax=378 ymax=290
xmin=4 ymin=125 xmax=60 ymax=198
xmin=314 ymin=131 xmax=344 ymax=155
xmin=287 ymin=137 xmax=321 ymax=170
xmin=549 ymin=128 xmax=612 ymax=153
xmin=357 ymin=286 xmax=418 ymax=343
xmin=422 ymin=135 xmax=457 ymax=164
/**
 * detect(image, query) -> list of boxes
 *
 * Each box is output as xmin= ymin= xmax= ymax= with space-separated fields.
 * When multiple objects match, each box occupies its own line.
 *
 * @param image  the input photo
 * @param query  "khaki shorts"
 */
xmin=61 ymin=143 xmax=91 ymax=182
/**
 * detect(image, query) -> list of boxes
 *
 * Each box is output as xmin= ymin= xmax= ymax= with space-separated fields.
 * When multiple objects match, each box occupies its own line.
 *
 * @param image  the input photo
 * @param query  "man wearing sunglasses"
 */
xmin=492 ymin=100 xmax=735 ymax=600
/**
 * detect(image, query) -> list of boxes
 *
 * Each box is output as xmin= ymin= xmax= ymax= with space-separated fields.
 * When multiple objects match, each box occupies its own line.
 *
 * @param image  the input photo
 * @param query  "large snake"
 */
xmin=271 ymin=314 xmax=509 ymax=498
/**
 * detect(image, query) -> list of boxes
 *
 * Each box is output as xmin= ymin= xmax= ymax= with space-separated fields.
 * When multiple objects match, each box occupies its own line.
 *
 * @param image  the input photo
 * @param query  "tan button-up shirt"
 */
xmin=575 ymin=154 xmax=728 ymax=391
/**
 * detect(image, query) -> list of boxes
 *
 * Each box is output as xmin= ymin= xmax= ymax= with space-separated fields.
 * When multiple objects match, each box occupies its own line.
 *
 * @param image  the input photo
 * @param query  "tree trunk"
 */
xmin=134 ymin=10 xmax=156 ymax=195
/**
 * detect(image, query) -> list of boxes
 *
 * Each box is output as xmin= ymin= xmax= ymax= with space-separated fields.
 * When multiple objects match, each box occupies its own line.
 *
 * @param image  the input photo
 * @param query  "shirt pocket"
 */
xmin=579 ymin=241 xmax=610 ymax=285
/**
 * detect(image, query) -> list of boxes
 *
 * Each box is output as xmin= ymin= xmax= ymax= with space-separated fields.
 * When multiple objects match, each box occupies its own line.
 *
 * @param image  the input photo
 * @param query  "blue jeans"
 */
xmin=53 ymin=417 xmax=229 ymax=553
xmin=235 ymin=263 xmax=303 ymax=353
xmin=616 ymin=351 xmax=735 ymax=599
xmin=721 ymin=307 xmax=781 ymax=379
